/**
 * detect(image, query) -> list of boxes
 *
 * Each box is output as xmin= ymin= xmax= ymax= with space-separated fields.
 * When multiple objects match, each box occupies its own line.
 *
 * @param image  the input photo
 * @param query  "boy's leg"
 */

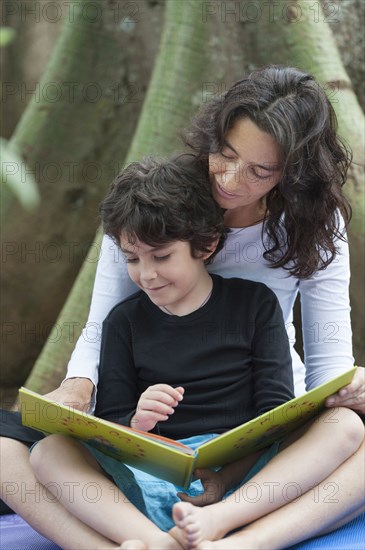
xmin=171 ymin=407 xmax=364 ymax=548
xmin=195 ymin=441 xmax=365 ymax=550
xmin=0 ymin=437 xmax=121 ymax=549
xmin=30 ymin=434 xmax=182 ymax=549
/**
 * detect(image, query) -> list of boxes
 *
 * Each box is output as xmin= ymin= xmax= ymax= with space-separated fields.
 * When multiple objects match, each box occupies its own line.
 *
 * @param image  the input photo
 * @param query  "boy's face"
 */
xmin=119 ymin=234 xmax=212 ymax=316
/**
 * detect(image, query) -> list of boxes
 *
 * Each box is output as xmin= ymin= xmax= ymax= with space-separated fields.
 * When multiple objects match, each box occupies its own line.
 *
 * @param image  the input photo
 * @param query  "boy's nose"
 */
xmin=140 ymin=265 xmax=157 ymax=282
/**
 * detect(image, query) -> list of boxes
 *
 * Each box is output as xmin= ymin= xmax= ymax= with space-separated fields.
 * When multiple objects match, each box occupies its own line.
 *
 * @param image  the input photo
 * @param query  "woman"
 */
xmin=1 ymin=65 xmax=364 ymax=549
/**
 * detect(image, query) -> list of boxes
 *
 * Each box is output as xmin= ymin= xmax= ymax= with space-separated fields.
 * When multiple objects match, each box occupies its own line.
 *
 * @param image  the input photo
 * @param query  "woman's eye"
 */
xmin=220 ymin=151 xmax=237 ymax=160
xmin=251 ymin=168 xmax=271 ymax=180
xmin=124 ymin=257 xmax=138 ymax=264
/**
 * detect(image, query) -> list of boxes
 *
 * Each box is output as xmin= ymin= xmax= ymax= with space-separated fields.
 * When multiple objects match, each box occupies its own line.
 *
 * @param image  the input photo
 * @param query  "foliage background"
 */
xmin=1 ymin=0 xmax=364 ymax=407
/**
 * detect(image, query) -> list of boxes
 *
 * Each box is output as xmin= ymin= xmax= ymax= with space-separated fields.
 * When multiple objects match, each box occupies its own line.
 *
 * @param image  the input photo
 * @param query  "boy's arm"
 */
xmin=95 ymin=307 xmax=185 ymax=432
xmin=94 ymin=314 xmax=139 ymax=425
xmin=251 ymin=286 xmax=295 ymax=414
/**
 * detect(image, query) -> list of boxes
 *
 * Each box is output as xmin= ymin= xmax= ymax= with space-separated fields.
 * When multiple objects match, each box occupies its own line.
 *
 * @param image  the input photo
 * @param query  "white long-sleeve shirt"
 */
xmin=66 ymin=222 xmax=354 ymax=400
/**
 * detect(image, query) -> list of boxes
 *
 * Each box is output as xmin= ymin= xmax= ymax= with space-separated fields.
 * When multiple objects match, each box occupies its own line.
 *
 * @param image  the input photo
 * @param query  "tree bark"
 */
xmin=23 ymin=0 xmax=209 ymax=394
xmin=248 ymin=0 xmax=364 ymax=364
xmin=5 ymin=0 xmax=362 ymax=402
xmin=1 ymin=0 xmax=163 ymax=391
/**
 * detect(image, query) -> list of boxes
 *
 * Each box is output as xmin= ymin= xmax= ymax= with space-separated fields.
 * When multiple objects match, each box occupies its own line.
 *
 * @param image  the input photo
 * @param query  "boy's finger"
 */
xmin=144 ymin=387 xmax=184 ymax=406
xmin=139 ymin=398 xmax=176 ymax=416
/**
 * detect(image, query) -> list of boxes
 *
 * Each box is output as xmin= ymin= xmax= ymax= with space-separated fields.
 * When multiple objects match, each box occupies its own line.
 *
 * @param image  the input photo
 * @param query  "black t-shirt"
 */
xmin=95 ymin=274 xmax=295 ymax=440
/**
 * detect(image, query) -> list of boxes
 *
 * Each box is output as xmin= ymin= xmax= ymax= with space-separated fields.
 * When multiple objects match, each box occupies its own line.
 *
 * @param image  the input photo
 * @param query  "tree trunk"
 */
xmin=249 ymin=0 xmax=364 ymax=364
xmin=23 ymin=0 xmax=209 ymax=395
xmin=6 ymin=0 xmax=361 ymax=402
xmin=1 ymin=0 xmax=163 ymax=392
xmin=0 ymin=2 xmax=62 ymax=139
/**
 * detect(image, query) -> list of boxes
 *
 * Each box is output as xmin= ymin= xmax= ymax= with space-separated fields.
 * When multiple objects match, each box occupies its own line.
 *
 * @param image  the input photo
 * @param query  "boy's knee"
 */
xmin=30 ymin=434 xmax=67 ymax=471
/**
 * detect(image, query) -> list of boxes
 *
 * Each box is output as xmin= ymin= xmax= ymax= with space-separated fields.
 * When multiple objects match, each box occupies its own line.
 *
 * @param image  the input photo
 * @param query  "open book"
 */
xmin=19 ymin=367 xmax=356 ymax=489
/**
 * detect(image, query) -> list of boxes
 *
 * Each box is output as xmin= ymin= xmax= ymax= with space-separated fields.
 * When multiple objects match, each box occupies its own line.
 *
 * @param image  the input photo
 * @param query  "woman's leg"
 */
xmin=170 ymin=408 xmax=364 ymax=548
xmin=0 ymin=437 xmax=122 ymax=549
xmin=30 ymin=434 xmax=182 ymax=549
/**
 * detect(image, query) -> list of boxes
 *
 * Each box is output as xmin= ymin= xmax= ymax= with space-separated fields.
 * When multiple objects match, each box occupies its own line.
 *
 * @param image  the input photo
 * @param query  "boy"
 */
xmin=30 ymin=154 xmax=363 ymax=550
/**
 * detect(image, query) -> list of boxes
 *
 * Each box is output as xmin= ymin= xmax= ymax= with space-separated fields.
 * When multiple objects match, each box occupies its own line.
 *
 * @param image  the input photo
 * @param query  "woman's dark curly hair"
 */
xmin=184 ymin=65 xmax=352 ymax=278
xmin=100 ymin=153 xmax=226 ymax=264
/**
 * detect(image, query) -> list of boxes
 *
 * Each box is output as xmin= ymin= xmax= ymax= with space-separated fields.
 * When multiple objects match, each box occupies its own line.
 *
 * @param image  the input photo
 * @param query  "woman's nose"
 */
xmin=216 ymin=163 xmax=242 ymax=190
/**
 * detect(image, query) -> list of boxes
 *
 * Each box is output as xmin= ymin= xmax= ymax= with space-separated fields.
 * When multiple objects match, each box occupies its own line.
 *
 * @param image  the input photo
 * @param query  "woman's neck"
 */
xmin=224 ymin=203 xmax=266 ymax=229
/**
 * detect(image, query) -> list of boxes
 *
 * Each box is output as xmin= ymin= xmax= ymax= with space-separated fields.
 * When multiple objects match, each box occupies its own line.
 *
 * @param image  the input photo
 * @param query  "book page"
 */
xmin=195 ymin=367 xmax=356 ymax=469
xmin=19 ymin=388 xmax=195 ymax=487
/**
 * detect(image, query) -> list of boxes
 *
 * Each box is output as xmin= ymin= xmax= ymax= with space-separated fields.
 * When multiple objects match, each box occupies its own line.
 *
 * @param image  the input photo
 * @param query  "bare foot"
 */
xmin=172 ymin=502 xmax=226 ymax=548
xmin=119 ymin=541 xmax=147 ymax=549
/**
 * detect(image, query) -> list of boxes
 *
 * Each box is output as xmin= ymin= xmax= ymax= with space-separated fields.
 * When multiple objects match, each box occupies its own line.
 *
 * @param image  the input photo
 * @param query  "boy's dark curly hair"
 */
xmin=184 ymin=65 xmax=352 ymax=278
xmin=100 ymin=153 xmax=227 ymax=264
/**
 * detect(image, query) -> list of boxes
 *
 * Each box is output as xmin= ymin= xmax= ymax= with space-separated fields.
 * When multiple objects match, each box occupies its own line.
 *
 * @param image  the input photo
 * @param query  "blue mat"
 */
xmin=0 ymin=512 xmax=364 ymax=549
xmin=0 ymin=514 xmax=60 ymax=550
xmin=291 ymin=512 xmax=365 ymax=549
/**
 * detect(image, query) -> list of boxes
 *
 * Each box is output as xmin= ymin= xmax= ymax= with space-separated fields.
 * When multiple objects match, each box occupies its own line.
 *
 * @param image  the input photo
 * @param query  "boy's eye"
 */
xmin=124 ymin=257 xmax=138 ymax=264
xmin=154 ymin=254 xmax=170 ymax=262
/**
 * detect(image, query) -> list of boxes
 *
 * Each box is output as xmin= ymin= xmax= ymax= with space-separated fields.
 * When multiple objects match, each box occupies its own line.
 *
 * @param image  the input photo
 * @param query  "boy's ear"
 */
xmin=201 ymin=237 xmax=220 ymax=261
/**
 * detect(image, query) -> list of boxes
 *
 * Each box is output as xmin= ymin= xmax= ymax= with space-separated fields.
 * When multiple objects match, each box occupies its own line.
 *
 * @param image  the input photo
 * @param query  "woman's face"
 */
xmin=209 ymin=118 xmax=282 ymax=212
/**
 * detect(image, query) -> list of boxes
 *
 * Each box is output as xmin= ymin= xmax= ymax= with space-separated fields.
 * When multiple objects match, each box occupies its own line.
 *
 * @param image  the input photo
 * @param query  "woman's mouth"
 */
xmin=215 ymin=181 xmax=240 ymax=199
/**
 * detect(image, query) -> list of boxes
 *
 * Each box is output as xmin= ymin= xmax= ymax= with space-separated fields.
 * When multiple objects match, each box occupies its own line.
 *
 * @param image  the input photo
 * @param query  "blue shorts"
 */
xmin=84 ymin=433 xmax=281 ymax=532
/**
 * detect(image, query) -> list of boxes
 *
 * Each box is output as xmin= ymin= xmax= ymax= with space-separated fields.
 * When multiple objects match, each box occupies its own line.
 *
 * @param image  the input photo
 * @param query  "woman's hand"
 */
xmin=326 ymin=366 xmax=365 ymax=414
xmin=177 ymin=468 xmax=227 ymax=507
xmin=131 ymin=384 xmax=184 ymax=432
xmin=43 ymin=377 xmax=94 ymax=412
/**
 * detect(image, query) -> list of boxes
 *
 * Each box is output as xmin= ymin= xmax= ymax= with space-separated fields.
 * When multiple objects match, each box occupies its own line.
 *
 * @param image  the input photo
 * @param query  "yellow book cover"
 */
xmin=19 ymin=367 xmax=356 ymax=489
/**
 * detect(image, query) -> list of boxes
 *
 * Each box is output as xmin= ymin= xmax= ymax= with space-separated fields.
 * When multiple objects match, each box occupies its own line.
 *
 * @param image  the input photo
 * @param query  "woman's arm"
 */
xmin=44 ymin=235 xmax=137 ymax=412
xmin=299 ymin=232 xmax=364 ymax=414
xmin=299 ymin=234 xmax=354 ymax=389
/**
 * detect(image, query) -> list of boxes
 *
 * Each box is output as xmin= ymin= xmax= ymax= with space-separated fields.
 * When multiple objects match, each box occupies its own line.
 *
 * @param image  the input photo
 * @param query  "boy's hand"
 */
xmin=43 ymin=378 xmax=94 ymax=413
xmin=131 ymin=384 xmax=184 ymax=432
xmin=177 ymin=468 xmax=226 ymax=507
